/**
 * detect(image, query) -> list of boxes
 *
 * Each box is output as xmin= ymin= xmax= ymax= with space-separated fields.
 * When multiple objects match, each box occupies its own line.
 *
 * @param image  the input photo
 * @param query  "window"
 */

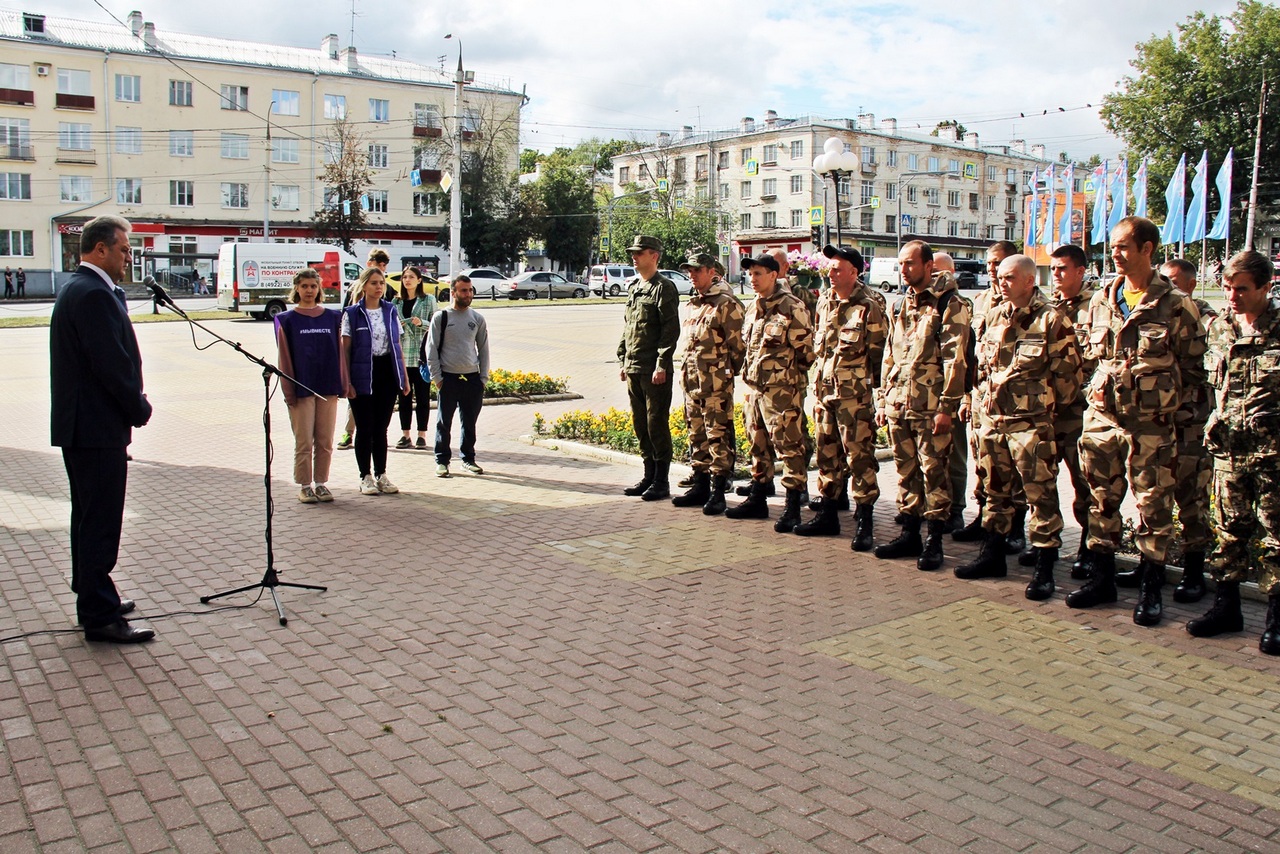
xmin=0 ymin=63 xmax=30 ymax=90
xmin=115 ymin=127 xmax=142 ymax=154
xmin=885 ymin=183 xmax=897 ymax=201
xmin=790 ymin=140 xmax=803 ymax=159
xmin=762 ymin=211 xmax=777 ymax=228
xmin=323 ymin=94 xmax=346 ymax=120
xmin=0 ymin=229 xmax=33 ymax=256
xmin=925 ymin=218 xmax=938 ymax=236
xmin=695 ymin=153 xmax=708 ymax=179
xmin=115 ymin=74 xmax=140 ymax=102
xmin=791 ymin=209 xmax=804 ymax=228
xmin=861 ymin=180 xmax=874 ymax=205
xmin=60 ymin=176 xmax=92 ymax=202
xmin=221 ymin=133 xmax=249 ymax=159
xmin=368 ymin=144 xmax=388 ymax=169
xmin=271 ymin=90 xmax=299 ymax=115
xmin=719 ymin=183 xmax=729 ymax=200
xmin=762 ymin=144 xmax=777 ymax=164
xmin=908 ymin=153 xmax=919 ymax=170
xmin=947 ymin=190 xmax=961 ymax=207
xmin=740 ymin=213 xmax=751 ymax=230
xmin=1006 ymin=196 xmax=1017 ymax=213
xmin=887 ymin=150 xmax=898 ymax=168
xmin=907 ymin=186 xmax=917 ymax=203
xmin=220 ymin=85 xmax=249 ymax=111
xmin=413 ymin=192 xmax=442 ymax=216
xmin=837 ymin=176 xmax=850 ymax=198
xmin=617 ymin=166 xmax=629 ymax=183
xmin=987 ymin=165 xmax=998 ymax=182
xmin=928 ymin=156 xmax=940 ymax=171
xmin=462 ymin=109 xmax=481 ymax=133
xmin=270 ymin=184 xmax=299 ymax=211
xmin=969 ymin=192 xmax=979 ymax=211
xmin=272 ymin=138 xmax=299 ymax=163
xmin=369 ymin=99 xmax=390 ymax=122
xmin=926 ymin=187 xmax=940 ymax=205
xmin=221 ymin=182 xmax=249 ymax=208
xmin=718 ymin=151 xmax=729 ymax=169
xmin=169 ymin=80 xmax=193 ymax=107
xmin=966 ymin=223 xmax=978 ymax=238
xmin=638 ymin=163 xmax=649 ymax=180
xmin=414 ymin=103 xmax=441 ymax=128
xmin=673 ymin=158 xmax=686 ymax=182
xmin=886 ymin=215 xmax=897 ymax=233
xmin=1024 ymin=170 xmax=1034 ymax=187
xmin=1006 ymin=168 xmax=1017 ymax=183
xmin=58 ymin=123 xmax=92 ymax=150
xmin=323 ymin=141 xmax=341 ymax=165
xmin=695 ymin=185 xmax=707 ymax=200
xmin=861 ymin=145 xmax=876 ymax=165
xmin=740 ymin=181 xmax=751 ymax=199
xmin=740 ymin=147 xmax=752 ymax=165
xmin=762 ymin=178 xmax=777 ymax=196
xmin=655 ymin=161 xmax=667 ymax=179
xmin=368 ymin=190 xmax=388 ymax=213
xmin=947 ymin=220 xmax=959 ymax=237
xmin=116 ymin=178 xmax=142 ymax=205
xmin=170 ymin=180 xmax=194 ymax=206
xmin=57 ymin=68 xmax=91 ymax=95
xmin=791 ymin=174 xmax=804 ymax=194
xmin=0 ymin=173 xmax=31 ymax=200
xmin=982 ymin=194 xmax=995 ymax=212
xmin=169 ymin=130 xmax=194 ymax=157
xmin=948 ymin=158 xmax=960 ymax=173
xmin=861 ymin=212 xmax=874 ymax=231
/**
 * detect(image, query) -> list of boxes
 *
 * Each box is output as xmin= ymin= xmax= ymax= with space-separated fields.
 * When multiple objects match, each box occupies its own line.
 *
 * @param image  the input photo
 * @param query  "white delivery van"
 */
xmin=217 ymin=243 xmax=363 ymax=320
xmin=869 ymin=257 xmax=900 ymax=292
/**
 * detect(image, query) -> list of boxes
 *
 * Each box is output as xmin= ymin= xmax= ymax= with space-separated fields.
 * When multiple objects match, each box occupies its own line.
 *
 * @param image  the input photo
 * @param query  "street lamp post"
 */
xmin=813 ymin=137 xmax=859 ymax=247
xmin=895 ymin=169 xmax=960 ymax=256
xmin=444 ymin=35 xmax=472 ymax=279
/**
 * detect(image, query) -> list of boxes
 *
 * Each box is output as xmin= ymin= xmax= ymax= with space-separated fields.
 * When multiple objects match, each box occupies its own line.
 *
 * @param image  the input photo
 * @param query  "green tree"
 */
xmin=538 ymin=153 xmax=597 ymax=274
xmin=930 ymin=120 xmax=968 ymax=138
xmin=519 ymin=148 xmax=542 ymax=174
xmin=312 ymin=117 xmax=373 ymax=254
xmin=603 ymin=183 xmax=718 ymax=269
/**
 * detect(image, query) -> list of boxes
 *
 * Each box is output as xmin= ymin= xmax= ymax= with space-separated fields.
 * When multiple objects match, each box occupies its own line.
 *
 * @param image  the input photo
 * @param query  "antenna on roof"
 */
xmin=349 ymin=0 xmax=357 ymax=49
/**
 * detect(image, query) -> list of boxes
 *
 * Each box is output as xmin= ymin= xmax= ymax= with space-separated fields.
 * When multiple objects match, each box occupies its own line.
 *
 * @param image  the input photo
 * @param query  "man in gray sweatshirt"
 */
xmin=426 ymin=275 xmax=491 ymax=477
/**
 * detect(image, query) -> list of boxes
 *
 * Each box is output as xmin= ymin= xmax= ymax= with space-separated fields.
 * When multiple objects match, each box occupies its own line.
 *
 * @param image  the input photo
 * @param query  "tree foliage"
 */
xmin=311 ymin=117 xmax=373 ymax=254
xmin=537 ymin=153 xmax=597 ymax=274
xmin=930 ymin=120 xmax=968 ymax=138
xmin=603 ymin=182 xmax=718 ymax=269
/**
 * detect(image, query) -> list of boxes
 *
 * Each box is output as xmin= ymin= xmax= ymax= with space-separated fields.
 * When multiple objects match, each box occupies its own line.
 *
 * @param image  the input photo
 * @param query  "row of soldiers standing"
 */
xmin=616 ymin=223 xmax=1280 ymax=656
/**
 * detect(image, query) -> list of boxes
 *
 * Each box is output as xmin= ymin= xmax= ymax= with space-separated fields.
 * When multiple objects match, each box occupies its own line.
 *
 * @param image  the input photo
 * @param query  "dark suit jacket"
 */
xmin=50 ymin=266 xmax=151 ymax=448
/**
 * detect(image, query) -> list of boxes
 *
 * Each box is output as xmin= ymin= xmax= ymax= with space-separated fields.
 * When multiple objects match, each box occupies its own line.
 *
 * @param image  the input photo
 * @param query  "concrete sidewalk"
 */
xmin=1 ymin=319 xmax=1278 ymax=853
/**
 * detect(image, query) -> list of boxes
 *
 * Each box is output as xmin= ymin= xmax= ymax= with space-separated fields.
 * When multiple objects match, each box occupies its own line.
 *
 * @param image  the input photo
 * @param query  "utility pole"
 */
xmin=263 ymin=102 xmax=274 ymax=243
xmin=1245 ymin=76 xmax=1268 ymax=249
xmin=449 ymin=48 xmax=465 ymax=278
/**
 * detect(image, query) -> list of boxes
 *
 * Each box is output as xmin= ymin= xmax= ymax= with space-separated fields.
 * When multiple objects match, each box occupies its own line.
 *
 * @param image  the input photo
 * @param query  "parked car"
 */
xmin=588 ymin=264 xmax=636 ymax=296
xmin=456 ymin=267 xmax=508 ymax=299
xmin=504 ymin=271 xmax=588 ymax=300
xmin=659 ymin=269 xmax=696 ymax=296
xmin=953 ymin=258 xmax=986 ymax=289
xmin=385 ymin=269 xmax=449 ymax=301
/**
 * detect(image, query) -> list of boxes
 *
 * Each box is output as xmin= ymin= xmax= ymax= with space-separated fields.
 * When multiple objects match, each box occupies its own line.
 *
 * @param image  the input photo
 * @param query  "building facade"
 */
xmin=0 ymin=10 xmax=524 ymax=294
xmin=610 ymin=112 xmax=1052 ymax=279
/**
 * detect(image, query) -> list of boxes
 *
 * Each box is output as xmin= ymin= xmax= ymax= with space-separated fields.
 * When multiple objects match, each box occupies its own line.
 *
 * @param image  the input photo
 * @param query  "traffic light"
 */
xmin=810 ymin=227 xmax=822 ymax=246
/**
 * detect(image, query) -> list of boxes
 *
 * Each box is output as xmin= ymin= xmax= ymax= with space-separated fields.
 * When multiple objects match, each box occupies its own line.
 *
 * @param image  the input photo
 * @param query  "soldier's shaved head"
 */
xmin=933 ymin=252 xmax=956 ymax=274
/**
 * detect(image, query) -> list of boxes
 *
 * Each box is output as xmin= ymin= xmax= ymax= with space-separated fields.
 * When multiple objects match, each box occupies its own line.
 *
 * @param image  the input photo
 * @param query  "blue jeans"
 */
xmin=435 ymin=372 xmax=483 ymax=464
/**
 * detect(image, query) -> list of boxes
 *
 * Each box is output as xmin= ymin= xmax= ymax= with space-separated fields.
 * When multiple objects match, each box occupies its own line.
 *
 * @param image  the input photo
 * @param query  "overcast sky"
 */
xmin=31 ymin=0 xmax=1241 ymax=159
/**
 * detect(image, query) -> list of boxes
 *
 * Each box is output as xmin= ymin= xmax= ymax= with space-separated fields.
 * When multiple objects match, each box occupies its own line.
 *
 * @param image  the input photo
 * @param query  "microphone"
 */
xmin=144 ymin=277 xmax=174 ymax=307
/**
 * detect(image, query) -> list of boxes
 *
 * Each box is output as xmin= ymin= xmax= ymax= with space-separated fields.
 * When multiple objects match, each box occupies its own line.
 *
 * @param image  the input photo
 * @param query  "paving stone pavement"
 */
xmin=1 ymin=316 xmax=1279 ymax=853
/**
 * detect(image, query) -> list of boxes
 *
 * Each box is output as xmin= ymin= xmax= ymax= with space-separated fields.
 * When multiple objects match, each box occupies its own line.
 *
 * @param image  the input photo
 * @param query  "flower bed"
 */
xmin=423 ymin=368 xmax=569 ymax=400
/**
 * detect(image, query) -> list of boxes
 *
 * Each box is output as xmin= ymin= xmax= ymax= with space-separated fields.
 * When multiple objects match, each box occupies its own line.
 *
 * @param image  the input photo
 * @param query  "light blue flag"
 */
xmin=1161 ymin=154 xmax=1186 ymax=245
xmin=1132 ymin=158 xmax=1148 ymax=219
xmin=1041 ymin=165 xmax=1057 ymax=247
xmin=1207 ymin=148 xmax=1233 ymax=242
xmin=1090 ymin=160 xmax=1109 ymax=245
xmin=1058 ymin=163 xmax=1075 ymax=245
xmin=1183 ymin=150 xmax=1209 ymax=243
xmin=1107 ymin=159 xmax=1128 ymax=232
xmin=1026 ymin=169 xmax=1040 ymax=246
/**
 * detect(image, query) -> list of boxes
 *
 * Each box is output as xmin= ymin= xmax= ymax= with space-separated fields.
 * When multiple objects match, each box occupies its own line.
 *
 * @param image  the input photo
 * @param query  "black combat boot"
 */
xmin=954 ymin=529 xmax=1008 ymax=579
xmin=774 ymin=488 xmax=804 ymax=533
xmin=1173 ymin=551 xmax=1207 ymax=604
xmin=1186 ymin=580 xmax=1243 ymax=637
xmin=851 ymin=504 xmax=875 ymax=552
xmin=624 ymin=459 xmax=655 ymax=496
xmin=1004 ymin=506 xmax=1027 ymax=555
xmin=874 ymin=515 xmax=922 ymax=560
xmin=703 ymin=475 xmax=729 ymax=516
xmin=1260 ymin=596 xmax=1280 ymax=656
xmin=677 ymin=470 xmax=697 ymax=488
xmin=1066 ymin=551 xmax=1119 ymax=608
xmin=725 ymin=480 xmax=771 ymax=519
xmin=1025 ymin=547 xmax=1058 ymax=601
xmin=640 ymin=461 xmax=671 ymax=501
xmin=1133 ymin=558 xmax=1166 ymax=626
xmin=951 ymin=500 xmax=986 ymax=542
xmin=1115 ymin=562 xmax=1140 ymax=588
xmin=736 ymin=480 xmax=775 ymax=498
xmin=671 ymin=472 xmax=710 ymax=507
xmin=793 ymin=497 xmax=841 ymax=537
xmin=1018 ymin=546 xmax=1041 ymax=568
xmin=836 ymin=481 xmax=851 ymax=512
xmin=917 ymin=520 xmax=947 ymax=572
xmin=944 ymin=507 xmax=966 ymax=534
xmin=1071 ymin=541 xmax=1094 ymax=580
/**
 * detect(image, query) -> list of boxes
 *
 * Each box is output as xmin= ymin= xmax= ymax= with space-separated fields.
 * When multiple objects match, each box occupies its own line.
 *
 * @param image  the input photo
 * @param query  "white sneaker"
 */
xmin=436 ymin=463 xmax=450 ymax=478
xmin=313 ymin=484 xmax=334 ymax=502
xmin=360 ymin=475 xmax=379 ymax=495
xmin=375 ymin=474 xmax=399 ymax=494
xmin=298 ymin=486 xmax=318 ymax=504
xmin=462 ymin=461 xmax=484 ymax=475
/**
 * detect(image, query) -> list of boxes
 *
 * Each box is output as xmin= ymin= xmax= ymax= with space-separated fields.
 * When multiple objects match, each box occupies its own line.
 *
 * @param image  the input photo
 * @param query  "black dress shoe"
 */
xmin=119 ymin=598 xmax=136 ymax=616
xmin=85 ymin=619 xmax=155 ymax=644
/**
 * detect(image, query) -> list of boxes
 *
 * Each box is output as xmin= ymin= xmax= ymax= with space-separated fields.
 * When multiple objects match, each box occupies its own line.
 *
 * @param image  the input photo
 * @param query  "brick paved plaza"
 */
xmin=1 ymin=307 xmax=1278 ymax=852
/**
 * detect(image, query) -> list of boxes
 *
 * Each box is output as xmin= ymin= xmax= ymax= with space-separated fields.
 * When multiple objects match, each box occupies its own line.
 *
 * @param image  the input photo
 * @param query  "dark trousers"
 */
xmin=435 ymin=372 xmax=483 ymax=464
xmin=626 ymin=372 xmax=673 ymax=462
xmin=62 ymin=447 xmax=128 ymax=628
xmin=350 ymin=354 xmax=398 ymax=478
xmin=399 ymin=370 xmax=432 ymax=432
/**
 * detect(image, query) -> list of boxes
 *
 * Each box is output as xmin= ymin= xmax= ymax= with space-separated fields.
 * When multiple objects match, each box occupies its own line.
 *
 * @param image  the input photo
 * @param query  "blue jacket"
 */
xmin=343 ymin=300 xmax=405 ymax=396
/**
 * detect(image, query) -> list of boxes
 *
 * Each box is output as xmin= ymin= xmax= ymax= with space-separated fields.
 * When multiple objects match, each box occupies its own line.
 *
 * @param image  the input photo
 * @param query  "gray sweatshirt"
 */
xmin=426 ymin=306 xmax=490 ymax=383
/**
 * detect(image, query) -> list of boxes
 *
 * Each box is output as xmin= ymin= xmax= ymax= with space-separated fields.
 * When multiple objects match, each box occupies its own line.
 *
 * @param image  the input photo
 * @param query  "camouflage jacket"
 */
xmin=680 ymin=279 xmax=746 ymax=398
xmin=975 ymin=287 xmax=1082 ymax=427
xmin=1204 ymin=299 xmax=1280 ymax=461
xmin=741 ymin=286 xmax=814 ymax=392
xmin=1185 ymin=295 xmax=1219 ymax=424
xmin=617 ymin=272 xmax=681 ymax=375
xmin=1053 ymin=282 xmax=1099 ymax=388
xmin=879 ymin=276 xmax=972 ymax=420
xmin=812 ymin=283 xmax=888 ymax=405
xmin=1082 ymin=271 xmax=1207 ymax=424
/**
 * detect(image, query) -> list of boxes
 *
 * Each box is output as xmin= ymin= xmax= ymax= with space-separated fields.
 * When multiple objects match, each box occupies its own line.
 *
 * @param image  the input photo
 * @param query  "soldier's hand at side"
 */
xmin=875 ymin=409 xmax=887 ymax=427
xmin=958 ymin=399 xmax=970 ymax=421
xmin=619 ymin=369 xmax=626 ymax=382
xmin=933 ymin=411 xmax=953 ymax=435
xmin=652 ymin=369 xmax=667 ymax=385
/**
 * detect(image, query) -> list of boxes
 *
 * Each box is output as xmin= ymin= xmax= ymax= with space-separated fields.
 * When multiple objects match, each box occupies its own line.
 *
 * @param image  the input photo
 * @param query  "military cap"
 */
xmin=680 ymin=252 xmax=718 ymax=270
xmin=741 ymin=253 xmax=780 ymax=274
xmin=626 ymin=234 xmax=663 ymax=253
xmin=822 ymin=243 xmax=866 ymax=273
xmin=712 ymin=259 xmax=726 ymax=276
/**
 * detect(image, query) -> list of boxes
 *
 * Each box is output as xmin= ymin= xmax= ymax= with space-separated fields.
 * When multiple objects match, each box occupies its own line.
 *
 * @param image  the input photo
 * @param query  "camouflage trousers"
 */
xmin=977 ymin=421 xmax=1063 ymax=548
xmin=887 ymin=416 xmax=954 ymax=522
xmin=969 ymin=405 xmax=1025 ymax=508
xmin=626 ymin=372 xmax=673 ymax=462
xmin=1079 ymin=410 xmax=1176 ymax=561
xmin=948 ymin=418 xmax=968 ymax=512
xmin=1210 ymin=457 xmax=1280 ymax=594
xmin=745 ymin=388 xmax=807 ymax=491
xmin=1054 ymin=400 xmax=1090 ymax=531
xmin=813 ymin=397 xmax=879 ymax=505
xmin=1174 ymin=421 xmax=1213 ymax=552
xmin=685 ymin=391 xmax=735 ymax=476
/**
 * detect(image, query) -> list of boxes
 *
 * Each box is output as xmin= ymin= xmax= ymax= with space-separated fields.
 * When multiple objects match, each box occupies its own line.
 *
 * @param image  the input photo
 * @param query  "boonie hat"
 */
xmin=627 ymin=234 xmax=663 ymax=253
xmin=740 ymin=253 xmax=780 ymax=274
xmin=822 ymin=244 xmax=866 ymax=273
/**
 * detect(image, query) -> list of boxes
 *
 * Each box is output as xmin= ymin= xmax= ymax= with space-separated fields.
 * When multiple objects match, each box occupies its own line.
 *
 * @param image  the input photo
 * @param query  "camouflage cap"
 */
xmin=712 ymin=258 xmax=726 ymax=276
xmin=626 ymin=234 xmax=663 ymax=253
xmin=679 ymin=252 xmax=718 ymax=270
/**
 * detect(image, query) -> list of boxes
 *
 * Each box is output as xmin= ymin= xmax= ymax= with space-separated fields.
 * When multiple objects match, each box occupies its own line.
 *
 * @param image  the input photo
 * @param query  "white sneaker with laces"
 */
xmin=375 ymin=474 xmax=399 ymax=494
xmin=298 ymin=486 xmax=318 ymax=504
xmin=436 ymin=463 xmax=450 ymax=478
xmin=360 ymin=475 xmax=379 ymax=495
xmin=462 ymin=461 xmax=484 ymax=475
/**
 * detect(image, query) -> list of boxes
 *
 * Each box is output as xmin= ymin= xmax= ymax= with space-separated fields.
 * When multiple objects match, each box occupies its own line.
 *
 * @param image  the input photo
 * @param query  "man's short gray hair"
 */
xmin=80 ymin=215 xmax=130 ymax=255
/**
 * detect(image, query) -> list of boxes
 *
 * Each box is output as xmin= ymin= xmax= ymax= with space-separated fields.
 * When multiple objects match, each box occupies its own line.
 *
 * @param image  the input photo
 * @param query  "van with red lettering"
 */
xmin=216 ymin=243 xmax=363 ymax=320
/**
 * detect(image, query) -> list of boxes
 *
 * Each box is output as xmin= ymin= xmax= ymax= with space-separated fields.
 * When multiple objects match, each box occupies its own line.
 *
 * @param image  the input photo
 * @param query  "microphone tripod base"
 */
xmin=201 ymin=568 xmax=327 ymax=626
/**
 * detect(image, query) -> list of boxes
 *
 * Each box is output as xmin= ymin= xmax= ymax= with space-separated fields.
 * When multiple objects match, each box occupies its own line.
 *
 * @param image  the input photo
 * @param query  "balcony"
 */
xmin=695 ymin=169 xmax=708 ymax=182
xmin=0 ymin=87 xmax=34 ymax=106
xmin=860 ymin=161 xmax=877 ymax=174
xmin=413 ymin=125 xmax=443 ymax=138
xmin=0 ymin=143 xmax=34 ymax=161
xmin=56 ymin=148 xmax=96 ymax=165
xmin=1006 ymin=182 xmax=1019 ymax=194
xmin=55 ymin=93 xmax=95 ymax=110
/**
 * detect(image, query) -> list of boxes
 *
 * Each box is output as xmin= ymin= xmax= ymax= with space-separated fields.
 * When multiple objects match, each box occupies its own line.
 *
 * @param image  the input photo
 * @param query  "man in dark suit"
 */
xmin=50 ymin=215 xmax=155 ymax=643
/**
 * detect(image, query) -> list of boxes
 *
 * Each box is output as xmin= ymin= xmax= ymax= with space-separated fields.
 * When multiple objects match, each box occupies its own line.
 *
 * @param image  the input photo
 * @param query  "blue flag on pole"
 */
xmin=1132 ymin=158 xmax=1148 ymax=219
xmin=1183 ymin=150 xmax=1209 ymax=243
xmin=1090 ymin=160 xmax=1109 ymax=245
xmin=1026 ymin=169 xmax=1040 ymax=246
xmin=1107 ymin=159 xmax=1128 ymax=232
xmin=1207 ymin=148 xmax=1233 ymax=242
xmin=1041 ymin=165 xmax=1057 ymax=247
xmin=1161 ymin=154 xmax=1186 ymax=245
xmin=1058 ymin=163 xmax=1075 ymax=245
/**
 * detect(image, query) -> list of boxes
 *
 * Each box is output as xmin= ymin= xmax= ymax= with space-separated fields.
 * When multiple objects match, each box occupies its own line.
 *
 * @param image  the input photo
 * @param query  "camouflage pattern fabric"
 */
xmin=741 ymin=286 xmax=814 ymax=490
xmin=746 ymin=389 xmax=809 ymax=490
xmin=681 ymin=279 xmax=746 ymax=476
xmin=1173 ymin=295 xmax=1218 ymax=551
xmin=1052 ymin=282 xmax=1098 ymax=530
xmin=965 ymin=284 xmax=1025 ymax=507
xmin=888 ymin=417 xmax=954 ymax=520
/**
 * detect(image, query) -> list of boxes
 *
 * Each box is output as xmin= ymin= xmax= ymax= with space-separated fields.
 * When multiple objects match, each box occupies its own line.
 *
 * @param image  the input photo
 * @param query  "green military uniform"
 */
xmin=1051 ymin=282 xmax=1099 ymax=532
xmin=681 ymin=278 xmax=746 ymax=476
xmin=618 ymin=267 xmax=681 ymax=464
xmin=1174 ymin=295 xmax=1218 ymax=554
xmin=741 ymin=288 xmax=814 ymax=491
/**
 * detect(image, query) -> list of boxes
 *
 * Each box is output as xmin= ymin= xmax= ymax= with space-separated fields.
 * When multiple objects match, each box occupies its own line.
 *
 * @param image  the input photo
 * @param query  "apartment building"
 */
xmin=0 ymin=9 xmax=524 ymax=294
xmin=611 ymin=111 xmax=1052 ymax=278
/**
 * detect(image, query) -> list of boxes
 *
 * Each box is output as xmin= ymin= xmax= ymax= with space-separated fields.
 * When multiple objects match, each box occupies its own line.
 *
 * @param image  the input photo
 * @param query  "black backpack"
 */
xmin=896 ymin=290 xmax=977 ymax=393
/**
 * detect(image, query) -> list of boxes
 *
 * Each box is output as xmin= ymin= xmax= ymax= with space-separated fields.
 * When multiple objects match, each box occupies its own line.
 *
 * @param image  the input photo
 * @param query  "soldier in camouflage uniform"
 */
xmin=1187 ymin=249 xmax=1280 ymax=655
xmin=671 ymin=252 xmax=746 ymax=516
xmin=771 ymin=247 xmax=816 ymax=506
xmin=617 ymin=235 xmax=682 ymax=501
xmin=933 ymin=252 xmax=970 ymax=533
xmin=1068 ymin=217 xmax=1207 ymax=627
xmin=793 ymin=245 xmax=888 ymax=551
xmin=1048 ymin=244 xmax=1099 ymax=580
xmin=953 ymin=255 xmax=1082 ymax=600
xmin=726 ymin=253 xmax=815 ymax=533
xmin=874 ymin=240 xmax=972 ymax=571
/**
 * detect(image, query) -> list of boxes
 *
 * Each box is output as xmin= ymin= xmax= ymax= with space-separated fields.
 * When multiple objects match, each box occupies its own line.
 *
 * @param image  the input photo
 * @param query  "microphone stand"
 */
xmin=151 ymin=289 xmax=327 ymax=625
